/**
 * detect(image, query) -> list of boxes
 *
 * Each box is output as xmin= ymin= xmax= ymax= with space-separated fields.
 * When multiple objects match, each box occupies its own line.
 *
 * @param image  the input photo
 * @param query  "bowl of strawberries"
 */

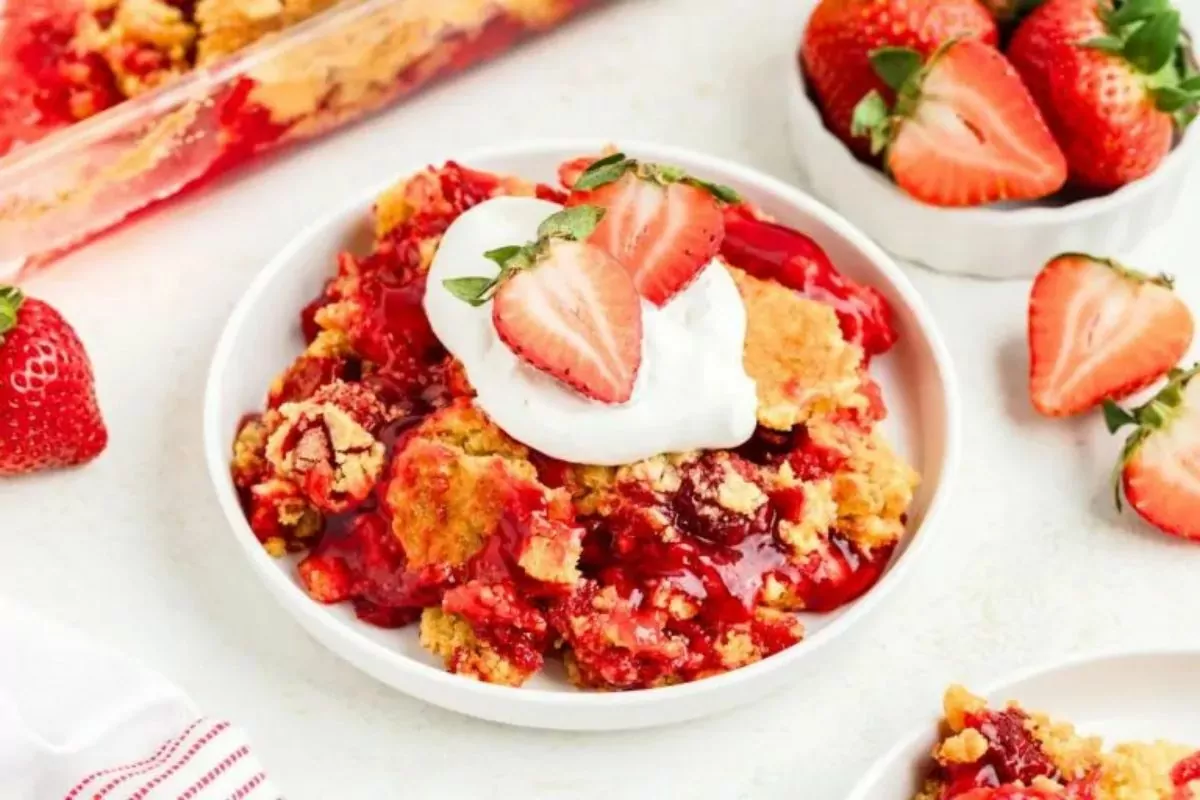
xmin=789 ymin=0 xmax=1200 ymax=278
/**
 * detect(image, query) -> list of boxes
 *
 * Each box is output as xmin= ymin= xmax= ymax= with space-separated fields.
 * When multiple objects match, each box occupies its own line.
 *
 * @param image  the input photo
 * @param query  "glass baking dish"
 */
xmin=0 ymin=0 xmax=603 ymax=280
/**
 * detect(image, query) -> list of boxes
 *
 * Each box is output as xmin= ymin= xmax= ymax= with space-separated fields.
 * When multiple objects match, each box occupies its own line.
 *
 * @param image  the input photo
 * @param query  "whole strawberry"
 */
xmin=1008 ymin=0 xmax=1200 ymax=191
xmin=801 ymin=0 xmax=998 ymax=157
xmin=0 ymin=287 xmax=107 ymax=475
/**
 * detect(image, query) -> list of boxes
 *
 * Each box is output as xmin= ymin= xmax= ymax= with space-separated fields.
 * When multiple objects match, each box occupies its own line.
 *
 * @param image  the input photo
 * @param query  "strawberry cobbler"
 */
xmin=229 ymin=152 xmax=918 ymax=689
xmin=916 ymin=686 xmax=1200 ymax=799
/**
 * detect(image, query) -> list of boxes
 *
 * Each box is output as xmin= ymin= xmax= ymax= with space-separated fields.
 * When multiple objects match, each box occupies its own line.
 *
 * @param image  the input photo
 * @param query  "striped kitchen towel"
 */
xmin=0 ymin=598 xmax=282 ymax=800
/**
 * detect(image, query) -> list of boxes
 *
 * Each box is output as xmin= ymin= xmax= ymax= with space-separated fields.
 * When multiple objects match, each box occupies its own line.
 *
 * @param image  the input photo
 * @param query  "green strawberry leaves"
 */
xmin=1105 ymin=0 xmax=1171 ymax=27
xmin=0 ymin=286 xmax=24 ymax=343
xmin=851 ymin=91 xmax=894 ymax=155
xmin=442 ymin=277 xmax=498 ymax=305
xmin=851 ymin=46 xmax=935 ymax=155
xmin=870 ymin=47 xmax=924 ymax=91
xmin=572 ymin=153 xmax=742 ymax=204
xmin=537 ymin=204 xmax=605 ymax=241
xmin=573 ymin=153 xmax=635 ymax=190
xmin=1124 ymin=8 xmax=1181 ymax=73
xmin=1104 ymin=363 xmax=1200 ymax=509
xmin=444 ymin=206 xmax=607 ymax=307
xmin=1086 ymin=0 xmax=1200 ymax=126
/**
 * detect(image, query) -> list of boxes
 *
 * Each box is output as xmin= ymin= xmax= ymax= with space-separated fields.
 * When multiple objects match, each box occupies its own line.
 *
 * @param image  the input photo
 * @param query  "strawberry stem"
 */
xmin=0 ymin=286 xmax=24 ymax=342
xmin=1084 ymin=1 xmax=1200 ymax=126
xmin=1106 ymin=362 xmax=1200 ymax=510
xmin=444 ymin=206 xmax=607 ymax=307
xmin=572 ymin=153 xmax=741 ymax=203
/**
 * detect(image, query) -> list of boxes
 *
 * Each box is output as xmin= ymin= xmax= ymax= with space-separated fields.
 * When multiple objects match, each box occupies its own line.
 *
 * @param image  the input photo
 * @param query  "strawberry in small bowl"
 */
xmin=790 ymin=0 xmax=1200 ymax=278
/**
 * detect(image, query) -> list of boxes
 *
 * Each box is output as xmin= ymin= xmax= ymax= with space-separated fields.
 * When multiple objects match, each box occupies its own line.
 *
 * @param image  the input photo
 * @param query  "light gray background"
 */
xmin=5 ymin=1 xmax=1200 ymax=797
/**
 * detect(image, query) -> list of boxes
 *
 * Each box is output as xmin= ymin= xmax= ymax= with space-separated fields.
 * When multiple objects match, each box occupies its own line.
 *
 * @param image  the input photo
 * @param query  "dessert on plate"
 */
xmin=916 ymin=686 xmax=1200 ymax=799
xmin=229 ymin=149 xmax=919 ymax=689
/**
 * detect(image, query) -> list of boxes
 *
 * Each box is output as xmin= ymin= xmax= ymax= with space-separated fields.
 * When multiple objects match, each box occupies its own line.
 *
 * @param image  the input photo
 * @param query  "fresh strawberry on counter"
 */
xmin=1008 ymin=0 xmax=1200 ymax=191
xmin=1028 ymin=253 xmax=1194 ymax=417
xmin=0 ymin=286 xmax=107 ymax=475
xmin=443 ymin=206 xmax=644 ymax=404
xmin=801 ymin=0 xmax=998 ymax=157
xmin=1105 ymin=365 xmax=1200 ymax=541
xmin=851 ymin=39 xmax=1068 ymax=206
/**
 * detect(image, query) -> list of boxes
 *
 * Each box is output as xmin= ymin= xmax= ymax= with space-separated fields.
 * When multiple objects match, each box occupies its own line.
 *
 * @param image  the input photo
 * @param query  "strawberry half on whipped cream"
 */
xmin=424 ymin=167 xmax=759 ymax=466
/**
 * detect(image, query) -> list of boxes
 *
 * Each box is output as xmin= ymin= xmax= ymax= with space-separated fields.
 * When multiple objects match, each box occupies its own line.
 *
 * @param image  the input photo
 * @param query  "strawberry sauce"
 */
xmin=721 ymin=204 xmax=897 ymax=359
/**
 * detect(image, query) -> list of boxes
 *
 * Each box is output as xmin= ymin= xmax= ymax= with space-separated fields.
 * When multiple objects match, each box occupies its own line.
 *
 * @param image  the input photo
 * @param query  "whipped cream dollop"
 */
xmin=423 ymin=196 xmax=758 ymax=466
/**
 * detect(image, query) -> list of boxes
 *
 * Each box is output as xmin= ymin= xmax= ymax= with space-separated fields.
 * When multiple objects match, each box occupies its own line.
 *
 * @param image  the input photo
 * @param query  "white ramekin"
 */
xmin=785 ymin=38 xmax=1200 ymax=280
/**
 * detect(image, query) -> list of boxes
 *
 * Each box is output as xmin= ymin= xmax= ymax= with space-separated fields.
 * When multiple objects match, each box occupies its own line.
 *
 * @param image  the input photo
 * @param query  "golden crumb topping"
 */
xmin=517 ymin=518 xmax=582 ymax=585
xmin=731 ymin=266 xmax=866 ymax=431
xmin=619 ymin=454 xmax=685 ymax=495
xmin=1093 ymin=743 xmax=1198 ymax=800
xmin=715 ymin=461 xmax=768 ymax=515
xmin=415 ymin=399 xmax=528 ymax=459
xmin=71 ymin=0 xmax=194 ymax=97
xmin=266 ymin=398 xmax=386 ymax=511
xmin=937 ymin=729 xmax=989 ymax=765
xmin=1026 ymin=710 xmax=1102 ymax=782
xmin=384 ymin=401 xmax=579 ymax=581
xmin=943 ymin=685 xmax=987 ymax=733
xmin=833 ymin=429 xmax=919 ymax=553
xmin=193 ymin=0 xmax=340 ymax=64
xmin=388 ymin=439 xmax=536 ymax=567
xmin=777 ymin=479 xmax=837 ymax=556
xmin=419 ymin=609 xmax=532 ymax=687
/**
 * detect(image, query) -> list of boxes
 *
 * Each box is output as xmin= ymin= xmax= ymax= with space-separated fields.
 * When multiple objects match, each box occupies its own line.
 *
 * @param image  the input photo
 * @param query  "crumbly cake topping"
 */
xmin=732 ymin=266 xmax=867 ymax=431
xmin=419 ymin=608 xmax=532 ymax=687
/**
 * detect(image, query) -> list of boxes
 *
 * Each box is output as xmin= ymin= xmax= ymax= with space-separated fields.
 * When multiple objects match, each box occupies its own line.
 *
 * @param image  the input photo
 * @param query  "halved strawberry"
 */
xmin=443 ymin=205 xmax=643 ymax=404
xmin=557 ymin=154 xmax=600 ymax=190
xmin=1028 ymin=253 xmax=1193 ymax=417
xmin=851 ymin=39 xmax=1067 ymax=206
xmin=1105 ymin=365 xmax=1200 ymax=541
xmin=567 ymin=153 xmax=740 ymax=306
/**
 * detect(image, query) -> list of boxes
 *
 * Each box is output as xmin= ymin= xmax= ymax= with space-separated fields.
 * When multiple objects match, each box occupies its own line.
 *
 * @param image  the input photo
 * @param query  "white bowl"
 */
xmin=203 ymin=139 xmax=961 ymax=730
xmin=786 ymin=12 xmax=1200 ymax=280
xmin=848 ymin=649 xmax=1200 ymax=799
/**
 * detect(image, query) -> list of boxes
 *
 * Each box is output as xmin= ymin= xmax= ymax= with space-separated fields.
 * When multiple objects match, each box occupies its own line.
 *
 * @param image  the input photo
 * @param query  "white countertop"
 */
xmin=6 ymin=1 xmax=1200 ymax=797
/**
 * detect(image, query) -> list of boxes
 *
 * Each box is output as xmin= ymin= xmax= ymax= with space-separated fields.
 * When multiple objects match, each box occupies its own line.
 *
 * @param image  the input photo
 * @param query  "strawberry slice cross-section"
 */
xmin=851 ymin=39 xmax=1067 ymax=207
xmin=443 ymin=205 xmax=644 ymax=405
xmin=1105 ymin=365 xmax=1200 ymax=542
xmin=1028 ymin=253 xmax=1194 ymax=417
xmin=567 ymin=153 xmax=740 ymax=306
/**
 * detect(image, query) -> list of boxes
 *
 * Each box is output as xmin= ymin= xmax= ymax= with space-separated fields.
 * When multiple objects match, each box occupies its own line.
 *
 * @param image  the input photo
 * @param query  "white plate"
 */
xmin=785 ymin=3 xmax=1200 ymax=280
xmin=848 ymin=650 xmax=1200 ymax=799
xmin=203 ymin=139 xmax=961 ymax=730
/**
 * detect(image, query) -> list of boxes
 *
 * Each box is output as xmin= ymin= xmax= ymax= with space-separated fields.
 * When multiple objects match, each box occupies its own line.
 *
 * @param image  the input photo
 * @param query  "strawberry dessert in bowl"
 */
xmin=788 ymin=0 xmax=1200 ymax=278
xmin=204 ymin=141 xmax=958 ymax=729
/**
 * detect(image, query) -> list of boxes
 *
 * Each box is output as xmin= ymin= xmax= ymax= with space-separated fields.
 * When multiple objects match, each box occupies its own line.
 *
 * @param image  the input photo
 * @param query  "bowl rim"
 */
xmin=786 ymin=40 xmax=1200 ymax=226
xmin=844 ymin=646 xmax=1200 ymax=799
xmin=202 ymin=137 xmax=963 ymax=712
